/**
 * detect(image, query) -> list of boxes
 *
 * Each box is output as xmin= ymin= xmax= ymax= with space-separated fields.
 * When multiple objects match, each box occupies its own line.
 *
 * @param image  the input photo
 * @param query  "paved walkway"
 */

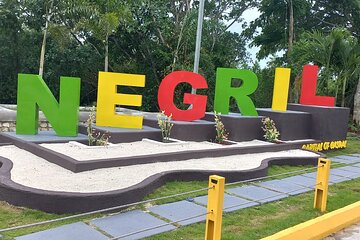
xmin=12 ymin=154 xmax=360 ymax=240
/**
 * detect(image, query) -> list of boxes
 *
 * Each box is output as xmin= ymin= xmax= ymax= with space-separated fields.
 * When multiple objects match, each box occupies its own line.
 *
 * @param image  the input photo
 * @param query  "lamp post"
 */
xmin=191 ymin=0 xmax=205 ymax=94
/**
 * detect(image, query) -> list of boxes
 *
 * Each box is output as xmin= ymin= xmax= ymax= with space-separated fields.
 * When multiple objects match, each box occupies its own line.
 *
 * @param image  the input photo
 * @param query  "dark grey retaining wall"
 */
xmin=203 ymin=113 xmax=265 ymax=141
xmin=144 ymin=115 xmax=216 ymax=141
xmin=287 ymin=104 xmax=350 ymax=141
xmin=0 ymin=153 xmax=322 ymax=214
xmin=1 ymin=104 xmax=350 ymax=144
xmin=257 ymin=108 xmax=312 ymax=140
xmin=78 ymin=124 xmax=162 ymax=143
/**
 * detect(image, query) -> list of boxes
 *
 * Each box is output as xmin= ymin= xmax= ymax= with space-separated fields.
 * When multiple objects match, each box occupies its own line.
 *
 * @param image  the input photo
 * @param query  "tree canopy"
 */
xmin=0 ymin=0 xmax=359 ymax=121
xmin=0 ymin=0 xmax=252 ymax=111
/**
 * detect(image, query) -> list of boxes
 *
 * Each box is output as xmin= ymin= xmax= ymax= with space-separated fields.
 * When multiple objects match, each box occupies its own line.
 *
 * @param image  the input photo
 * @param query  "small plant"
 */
xmin=157 ymin=111 xmax=174 ymax=142
xmin=261 ymin=117 xmax=280 ymax=142
xmin=348 ymin=120 xmax=360 ymax=134
xmin=87 ymin=106 xmax=110 ymax=146
xmin=214 ymin=112 xmax=228 ymax=144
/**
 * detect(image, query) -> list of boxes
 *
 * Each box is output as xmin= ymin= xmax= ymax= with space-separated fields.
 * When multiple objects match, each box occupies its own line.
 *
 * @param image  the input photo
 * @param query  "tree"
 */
xmin=354 ymin=76 xmax=360 ymax=124
xmin=291 ymin=28 xmax=360 ymax=108
xmin=0 ymin=0 xmax=253 ymax=110
xmin=243 ymin=0 xmax=311 ymax=60
xmin=335 ymin=36 xmax=360 ymax=107
xmin=309 ymin=0 xmax=360 ymax=40
xmin=244 ymin=0 xmax=360 ymax=61
xmin=287 ymin=0 xmax=294 ymax=56
xmin=39 ymin=0 xmax=54 ymax=76
xmin=85 ymin=0 xmax=131 ymax=72
xmin=0 ymin=0 xmax=23 ymax=102
xmin=109 ymin=0 xmax=252 ymax=111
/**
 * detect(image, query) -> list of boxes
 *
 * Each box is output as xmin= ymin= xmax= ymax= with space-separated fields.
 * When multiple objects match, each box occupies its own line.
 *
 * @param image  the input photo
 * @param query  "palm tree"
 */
xmin=354 ymin=76 xmax=360 ymax=124
xmin=291 ymin=28 xmax=359 ymax=108
xmin=87 ymin=0 xmax=131 ymax=72
xmin=90 ymin=12 xmax=121 ymax=72
xmin=335 ymin=36 xmax=360 ymax=107
xmin=286 ymin=0 xmax=294 ymax=57
xmin=39 ymin=0 xmax=54 ymax=76
xmin=38 ymin=0 xmax=97 ymax=75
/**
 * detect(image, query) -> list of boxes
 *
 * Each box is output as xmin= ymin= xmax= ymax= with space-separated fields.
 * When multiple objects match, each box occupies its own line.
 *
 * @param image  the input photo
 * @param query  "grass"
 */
xmin=326 ymin=133 xmax=360 ymax=157
xmin=0 ymin=138 xmax=359 ymax=239
xmin=145 ymin=178 xmax=360 ymax=240
xmin=0 ymin=202 xmax=105 ymax=240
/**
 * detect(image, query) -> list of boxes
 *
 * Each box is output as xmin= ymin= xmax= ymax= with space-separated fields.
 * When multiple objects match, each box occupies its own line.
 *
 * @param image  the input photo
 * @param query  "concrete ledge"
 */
xmin=0 ymin=132 xmax=321 ymax=173
xmin=262 ymin=201 xmax=360 ymax=240
xmin=0 ymin=106 xmax=89 ymax=132
xmin=0 ymin=107 xmax=16 ymax=121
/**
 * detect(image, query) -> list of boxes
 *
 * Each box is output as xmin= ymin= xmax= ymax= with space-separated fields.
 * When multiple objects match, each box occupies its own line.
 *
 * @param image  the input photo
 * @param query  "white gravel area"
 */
xmin=40 ymin=139 xmax=274 ymax=161
xmin=0 ymin=145 xmax=318 ymax=193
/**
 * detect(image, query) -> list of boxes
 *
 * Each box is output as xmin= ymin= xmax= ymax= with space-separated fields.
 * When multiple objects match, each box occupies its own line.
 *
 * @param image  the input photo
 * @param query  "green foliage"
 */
xmin=261 ymin=117 xmax=280 ymax=142
xmin=157 ymin=111 xmax=174 ymax=142
xmin=244 ymin=0 xmax=360 ymax=61
xmin=1 ymin=0 xmax=359 ymax=113
xmin=251 ymin=65 xmax=274 ymax=108
xmin=244 ymin=1 xmax=360 ymax=110
xmin=0 ymin=0 xmax=251 ymax=110
xmin=86 ymin=106 xmax=109 ymax=146
xmin=214 ymin=112 xmax=228 ymax=144
xmin=290 ymin=28 xmax=360 ymax=107
xmin=348 ymin=119 xmax=360 ymax=133
xmin=243 ymin=0 xmax=311 ymax=60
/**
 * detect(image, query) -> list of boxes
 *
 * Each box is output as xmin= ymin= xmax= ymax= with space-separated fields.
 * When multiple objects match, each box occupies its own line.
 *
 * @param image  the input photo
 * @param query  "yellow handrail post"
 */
xmin=205 ymin=175 xmax=225 ymax=240
xmin=314 ymin=158 xmax=331 ymax=212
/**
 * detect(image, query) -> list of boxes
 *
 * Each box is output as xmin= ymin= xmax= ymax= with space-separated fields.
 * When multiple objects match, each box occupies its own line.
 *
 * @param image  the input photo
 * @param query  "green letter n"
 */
xmin=16 ymin=74 xmax=81 ymax=136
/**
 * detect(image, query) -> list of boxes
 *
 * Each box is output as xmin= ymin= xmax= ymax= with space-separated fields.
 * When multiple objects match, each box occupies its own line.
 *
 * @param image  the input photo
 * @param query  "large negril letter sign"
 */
xmin=15 ymin=64 xmax=338 ymax=136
